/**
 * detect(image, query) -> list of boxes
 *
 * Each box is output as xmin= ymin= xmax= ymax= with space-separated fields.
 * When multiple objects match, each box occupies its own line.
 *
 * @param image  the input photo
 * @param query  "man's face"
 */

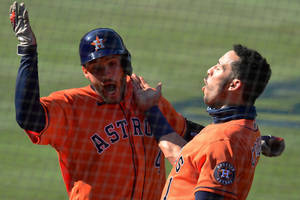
xmin=82 ymin=55 xmax=126 ymax=104
xmin=202 ymin=50 xmax=240 ymax=108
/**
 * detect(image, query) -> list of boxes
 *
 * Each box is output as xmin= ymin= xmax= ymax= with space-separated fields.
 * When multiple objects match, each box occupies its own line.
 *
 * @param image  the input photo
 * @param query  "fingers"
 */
xmin=131 ymin=74 xmax=141 ymax=85
xmin=19 ymin=2 xmax=27 ymax=20
xmin=9 ymin=1 xmax=17 ymax=16
xmin=9 ymin=1 xmax=18 ymax=28
xmin=131 ymin=73 xmax=162 ymax=93
xmin=156 ymin=82 xmax=162 ymax=95
xmin=139 ymin=76 xmax=147 ymax=89
xmin=131 ymin=74 xmax=142 ymax=91
xmin=135 ymin=74 xmax=146 ymax=89
xmin=11 ymin=1 xmax=18 ymax=15
xmin=131 ymin=74 xmax=146 ymax=89
xmin=10 ymin=2 xmax=28 ymax=23
xmin=9 ymin=1 xmax=28 ymax=29
xmin=18 ymin=2 xmax=25 ymax=21
xmin=23 ymin=8 xmax=29 ymax=23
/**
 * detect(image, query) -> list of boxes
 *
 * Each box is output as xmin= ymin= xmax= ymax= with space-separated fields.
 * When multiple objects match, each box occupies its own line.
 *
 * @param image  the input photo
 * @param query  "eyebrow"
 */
xmin=217 ymin=60 xmax=226 ymax=71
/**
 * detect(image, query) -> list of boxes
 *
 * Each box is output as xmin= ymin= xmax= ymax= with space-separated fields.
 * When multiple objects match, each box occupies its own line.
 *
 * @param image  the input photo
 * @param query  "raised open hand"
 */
xmin=9 ymin=1 xmax=36 ymax=55
xmin=131 ymin=74 xmax=162 ymax=111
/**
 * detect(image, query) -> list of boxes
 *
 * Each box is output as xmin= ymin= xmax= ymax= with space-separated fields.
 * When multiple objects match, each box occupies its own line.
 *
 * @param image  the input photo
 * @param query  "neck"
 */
xmin=207 ymin=105 xmax=257 ymax=123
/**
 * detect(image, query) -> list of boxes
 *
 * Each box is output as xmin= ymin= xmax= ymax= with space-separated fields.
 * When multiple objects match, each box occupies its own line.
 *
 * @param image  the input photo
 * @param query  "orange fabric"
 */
xmin=161 ymin=119 xmax=261 ymax=200
xmin=25 ymin=76 xmax=186 ymax=199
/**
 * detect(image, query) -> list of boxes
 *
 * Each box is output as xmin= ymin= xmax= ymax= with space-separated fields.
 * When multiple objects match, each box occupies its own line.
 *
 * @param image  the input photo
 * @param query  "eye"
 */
xmin=216 ymin=64 xmax=223 ymax=71
xmin=89 ymin=65 xmax=104 ymax=74
xmin=107 ymin=59 xmax=119 ymax=68
xmin=108 ymin=61 xmax=116 ymax=67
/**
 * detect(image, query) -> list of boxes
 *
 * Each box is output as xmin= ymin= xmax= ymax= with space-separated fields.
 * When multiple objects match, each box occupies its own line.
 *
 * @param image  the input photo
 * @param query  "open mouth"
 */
xmin=103 ymin=84 xmax=117 ymax=94
xmin=203 ymin=78 xmax=207 ymax=85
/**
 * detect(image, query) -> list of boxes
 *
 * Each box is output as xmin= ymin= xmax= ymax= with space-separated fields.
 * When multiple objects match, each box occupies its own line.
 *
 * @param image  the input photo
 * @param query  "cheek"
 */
xmin=114 ymin=70 xmax=125 ymax=84
xmin=86 ymin=74 xmax=102 ymax=88
xmin=206 ymin=83 xmax=218 ymax=94
xmin=115 ymin=68 xmax=125 ymax=78
xmin=205 ymin=82 xmax=224 ymax=102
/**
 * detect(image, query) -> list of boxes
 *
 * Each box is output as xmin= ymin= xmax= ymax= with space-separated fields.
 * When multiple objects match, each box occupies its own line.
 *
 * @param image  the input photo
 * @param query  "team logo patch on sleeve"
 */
xmin=213 ymin=162 xmax=235 ymax=185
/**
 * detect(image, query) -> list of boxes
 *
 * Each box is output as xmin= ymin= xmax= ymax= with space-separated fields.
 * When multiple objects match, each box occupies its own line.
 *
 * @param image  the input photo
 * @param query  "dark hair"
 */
xmin=231 ymin=44 xmax=271 ymax=104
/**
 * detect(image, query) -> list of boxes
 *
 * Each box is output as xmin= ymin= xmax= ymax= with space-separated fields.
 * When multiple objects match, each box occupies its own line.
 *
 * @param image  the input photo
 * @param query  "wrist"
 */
xmin=17 ymin=44 xmax=37 ymax=56
xmin=146 ymin=105 xmax=175 ymax=141
xmin=146 ymin=105 xmax=160 ymax=114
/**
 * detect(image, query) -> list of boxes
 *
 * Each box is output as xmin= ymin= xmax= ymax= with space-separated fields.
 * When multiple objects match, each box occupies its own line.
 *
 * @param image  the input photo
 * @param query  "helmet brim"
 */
xmin=81 ymin=49 xmax=127 ymax=65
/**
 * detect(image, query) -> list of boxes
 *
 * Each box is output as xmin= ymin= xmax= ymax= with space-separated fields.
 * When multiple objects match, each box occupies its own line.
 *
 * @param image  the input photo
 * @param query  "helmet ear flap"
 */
xmin=121 ymin=52 xmax=132 ymax=75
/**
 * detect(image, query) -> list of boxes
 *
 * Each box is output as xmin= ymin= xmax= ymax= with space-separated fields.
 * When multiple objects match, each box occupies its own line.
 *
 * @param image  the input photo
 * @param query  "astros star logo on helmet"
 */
xmin=91 ymin=36 xmax=105 ymax=51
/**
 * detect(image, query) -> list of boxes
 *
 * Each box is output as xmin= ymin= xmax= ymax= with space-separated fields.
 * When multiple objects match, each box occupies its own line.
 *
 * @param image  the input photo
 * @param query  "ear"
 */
xmin=82 ymin=65 xmax=89 ymax=79
xmin=228 ymin=78 xmax=242 ymax=91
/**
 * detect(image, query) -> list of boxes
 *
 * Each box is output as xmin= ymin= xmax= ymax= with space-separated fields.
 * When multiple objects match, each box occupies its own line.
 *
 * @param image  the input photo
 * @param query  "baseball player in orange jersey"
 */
xmin=132 ymin=44 xmax=282 ymax=199
xmin=159 ymin=118 xmax=261 ymax=200
xmin=10 ymin=1 xmax=284 ymax=199
xmin=34 ymin=80 xmax=185 ymax=199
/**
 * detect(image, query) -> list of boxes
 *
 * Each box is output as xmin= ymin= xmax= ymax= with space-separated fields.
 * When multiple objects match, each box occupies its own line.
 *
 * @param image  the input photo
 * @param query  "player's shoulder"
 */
xmin=197 ymin=119 xmax=257 ymax=142
xmin=62 ymin=85 xmax=95 ymax=96
xmin=42 ymin=85 xmax=97 ymax=103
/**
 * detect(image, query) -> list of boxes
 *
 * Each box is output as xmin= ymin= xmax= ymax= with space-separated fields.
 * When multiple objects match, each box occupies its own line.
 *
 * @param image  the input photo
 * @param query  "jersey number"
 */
xmin=163 ymin=177 xmax=173 ymax=200
xmin=175 ymin=156 xmax=184 ymax=172
xmin=163 ymin=156 xmax=184 ymax=199
xmin=155 ymin=150 xmax=162 ymax=169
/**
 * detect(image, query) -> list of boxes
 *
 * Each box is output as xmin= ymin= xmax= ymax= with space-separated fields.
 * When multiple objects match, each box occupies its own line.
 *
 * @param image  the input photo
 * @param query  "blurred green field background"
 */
xmin=1 ymin=0 xmax=299 ymax=199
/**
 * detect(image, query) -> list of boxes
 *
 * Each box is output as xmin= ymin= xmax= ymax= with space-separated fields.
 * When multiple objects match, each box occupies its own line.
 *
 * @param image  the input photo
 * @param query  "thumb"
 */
xmin=156 ymin=82 xmax=162 ymax=95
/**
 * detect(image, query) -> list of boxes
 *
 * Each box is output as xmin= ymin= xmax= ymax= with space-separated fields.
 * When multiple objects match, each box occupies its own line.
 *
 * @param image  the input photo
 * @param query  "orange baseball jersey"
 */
xmin=161 ymin=119 xmax=261 ymax=200
xmin=24 ymin=76 xmax=186 ymax=199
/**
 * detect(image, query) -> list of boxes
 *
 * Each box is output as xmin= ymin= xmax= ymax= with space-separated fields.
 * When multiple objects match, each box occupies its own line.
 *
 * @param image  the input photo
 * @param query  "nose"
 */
xmin=207 ymin=66 xmax=214 ymax=76
xmin=101 ymin=66 xmax=114 ymax=78
xmin=102 ymin=67 xmax=109 ymax=75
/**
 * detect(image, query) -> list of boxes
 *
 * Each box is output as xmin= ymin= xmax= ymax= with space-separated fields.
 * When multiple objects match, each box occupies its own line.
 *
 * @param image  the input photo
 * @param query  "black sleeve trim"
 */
xmin=195 ymin=186 xmax=237 ymax=197
xmin=183 ymin=119 xmax=205 ymax=142
xmin=195 ymin=191 xmax=225 ymax=200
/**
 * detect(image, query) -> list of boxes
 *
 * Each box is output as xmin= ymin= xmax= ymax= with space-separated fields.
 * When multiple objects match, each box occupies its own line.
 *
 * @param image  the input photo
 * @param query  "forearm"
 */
xmin=146 ymin=106 xmax=187 ymax=165
xmin=15 ymin=52 xmax=46 ymax=132
xmin=159 ymin=133 xmax=186 ymax=165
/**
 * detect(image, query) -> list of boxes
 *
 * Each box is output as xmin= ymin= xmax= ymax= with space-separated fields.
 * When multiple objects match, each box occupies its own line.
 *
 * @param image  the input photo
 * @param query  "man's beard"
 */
xmin=99 ymin=76 xmax=126 ymax=104
xmin=204 ymin=78 xmax=231 ymax=109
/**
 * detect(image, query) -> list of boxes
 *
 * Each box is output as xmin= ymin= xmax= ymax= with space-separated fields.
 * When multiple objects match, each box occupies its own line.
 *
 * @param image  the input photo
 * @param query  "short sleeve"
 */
xmin=195 ymin=140 xmax=238 ymax=199
xmin=158 ymin=96 xmax=186 ymax=137
xmin=32 ymin=92 xmax=71 ymax=146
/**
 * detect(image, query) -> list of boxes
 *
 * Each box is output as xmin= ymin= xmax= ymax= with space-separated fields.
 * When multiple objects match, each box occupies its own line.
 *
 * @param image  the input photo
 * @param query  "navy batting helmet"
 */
xmin=79 ymin=28 xmax=132 ymax=75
